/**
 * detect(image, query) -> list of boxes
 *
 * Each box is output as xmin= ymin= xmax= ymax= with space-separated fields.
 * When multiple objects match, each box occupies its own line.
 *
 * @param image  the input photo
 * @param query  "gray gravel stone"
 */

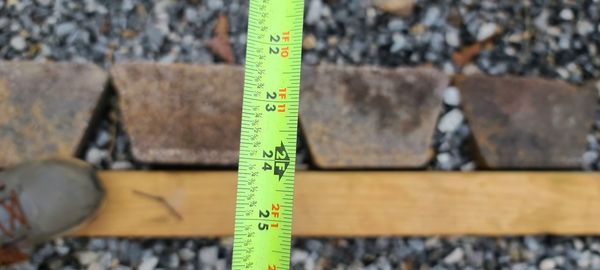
xmin=54 ymin=22 xmax=76 ymax=37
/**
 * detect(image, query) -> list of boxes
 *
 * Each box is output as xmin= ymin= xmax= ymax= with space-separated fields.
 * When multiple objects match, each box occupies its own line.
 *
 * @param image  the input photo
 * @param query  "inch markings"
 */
xmin=232 ymin=0 xmax=305 ymax=269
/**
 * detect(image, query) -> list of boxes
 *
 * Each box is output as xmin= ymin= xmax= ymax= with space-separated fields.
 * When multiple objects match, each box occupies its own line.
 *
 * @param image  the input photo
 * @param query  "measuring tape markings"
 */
xmin=232 ymin=0 xmax=304 ymax=269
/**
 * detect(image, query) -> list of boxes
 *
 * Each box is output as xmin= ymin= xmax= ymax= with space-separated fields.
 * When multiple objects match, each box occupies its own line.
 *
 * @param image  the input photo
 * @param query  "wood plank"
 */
xmin=71 ymin=171 xmax=600 ymax=237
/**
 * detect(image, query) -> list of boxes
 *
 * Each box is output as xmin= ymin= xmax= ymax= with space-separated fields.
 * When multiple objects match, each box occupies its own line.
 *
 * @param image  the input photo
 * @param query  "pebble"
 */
xmin=436 ymin=152 xmax=453 ymax=170
xmin=303 ymin=34 xmax=317 ymax=50
xmin=443 ymin=86 xmax=461 ymax=106
xmin=539 ymin=258 xmax=557 ymax=270
xmin=178 ymin=248 xmax=195 ymax=261
xmin=138 ymin=256 xmax=158 ymax=270
xmin=438 ymin=109 xmax=464 ymax=133
xmin=198 ymin=246 xmax=219 ymax=265
xmin=10 ymin=36 xmax=27 ymax=51
xmin=462 ymin=64 xmax=482 ymax=75
xmin=110 ymin=161 xmax=133 ymax=170
xmin=85 ymin=148 xmax=109 ymax=166
xmin=444 ymin=247 xmax=464 ymax=264
xmin=215 ymin=259 xmax=227 ymax=270
xmin=387 ymin=19 xmax=406 ymax=31
xmin=577 ymin=20 xmax=594 ymax=36
xmin=588 ymin=134 xmax=599 ymax=149
xmin=445 ymin=29 xmax=460 ymax=47
xmin=460 ymin=161 xmax=476 ymax=171
xmin=422 ymin=6 xmax=441 ymax=26
xmin=55 ymin=22 xmax=77 ymax=37
xmin=305 ymin=0 xmax=323 ymax=25
xmin=560 ymin=8 xmax=574 ymax=21
xmin=77 ymin=251 xmax=98 ymax=266
xmin=167 ymin=253 xmax=179 ymax=268
xmin=291 ymin=249 xmax=310 ymax=264
xmin=477 ymin=22 xmax=497 ymax=41
xmin=94 ymin=130 xmax=112 ymax=148
xmin=390 ymin=33 xmax=409 ymax=52
xmin=88 ymin=262 xmax=102 ymax=270
xmin=583 ymin=151 xmax=598 ymax=169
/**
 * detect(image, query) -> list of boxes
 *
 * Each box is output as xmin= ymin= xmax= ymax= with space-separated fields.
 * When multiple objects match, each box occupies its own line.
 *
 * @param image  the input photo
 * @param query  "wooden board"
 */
xmin=71 ymin=171 xmax=600 ymax=237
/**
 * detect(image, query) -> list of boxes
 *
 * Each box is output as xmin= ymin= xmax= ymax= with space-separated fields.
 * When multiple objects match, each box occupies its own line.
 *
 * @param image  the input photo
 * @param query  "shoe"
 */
xmin=0 ymin=159 xmax=105 ymax=265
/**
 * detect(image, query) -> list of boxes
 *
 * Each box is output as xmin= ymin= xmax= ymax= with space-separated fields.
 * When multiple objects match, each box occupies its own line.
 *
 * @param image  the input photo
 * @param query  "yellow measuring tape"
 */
xmin=232 ymin=0 xmax=304 ymax=269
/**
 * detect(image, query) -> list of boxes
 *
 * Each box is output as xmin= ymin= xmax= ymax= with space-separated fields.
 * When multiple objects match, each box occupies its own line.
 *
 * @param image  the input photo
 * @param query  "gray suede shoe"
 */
xmin=0 ymin=159 xmax=105 ymax=264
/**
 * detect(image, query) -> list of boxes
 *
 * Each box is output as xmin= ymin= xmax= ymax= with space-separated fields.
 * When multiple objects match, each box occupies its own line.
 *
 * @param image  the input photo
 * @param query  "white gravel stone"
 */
xmin=443 ymin=86 xmax=461 ymax=106
xmin=577 ymin=20 xmax=594 ymax=36
xmin=215 ymin=259 xmax=227 ymax=270
xmin=588 ymin=134 xmax=599 ymax=149
xmin=95 ymin=130 xmax=112 ymax=147
xmin=462 ymin=64 xmax=482 ymax=75
xmin=578 ymin=251 xmax=593 ymax=268
xmin=477 ymin=22 xmax=497 ymax=41
xmin=460 ymin=161 xmax=476 ymax=171
xmin=438 ymin=109 xmax=464 ymax=133
xmin=556 ymin=68 xmax=569 ymax=80
xmin=559 ymin=8 xmax=574 ymax=20
xmin=85 ymin=148 xmax=109 ymax=166
xmin=583 ymin=151 xmax=598 ymax=167
xmin=110 ymin=161 xmax=133 ymax=170
xmin=178 ymin=248 xmax=195 ymax=261
xmin=88 ymin=262 xmax=103 ymax=270
xmin=167 ymin=253 xmax=179 ymax=268
xmin=539 ymin=258 xmax=557 ymax=270
xmin=10 ymin=36 xmax=26 ymax=51
xmin=198 ymin=246 xmax=219 ymax=265
xmin=436 ymin=152 xmax=453 ymax=170
xmin=77 ymin=251 xmax=98 ymax=266
xmin=291 ymin=249 xmax=310 ymax=264
xmin=138 ymin=256 xmax=159 ymax=270
xmin=445 ymin=29 xmax=460 ymax=47
xmin=305 ymin=0 xmax=323 ymax=25
xmin=443 ymin=247 xmax=464 ymax=264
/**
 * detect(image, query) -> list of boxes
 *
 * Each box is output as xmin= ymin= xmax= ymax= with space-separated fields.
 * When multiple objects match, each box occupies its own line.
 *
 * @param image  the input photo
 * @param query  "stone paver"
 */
xmin=300 ymin=65 xmax=447 ymax=168
xmin=458 ymin=75 xmax=597 ymax=169
xmin=111 ymin=63 xmax=243 ymax=165
xmin=0 ymin=61 xmax=108 ymax=167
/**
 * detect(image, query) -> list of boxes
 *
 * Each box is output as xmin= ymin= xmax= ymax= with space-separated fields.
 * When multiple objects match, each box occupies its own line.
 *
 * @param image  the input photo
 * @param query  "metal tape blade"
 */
xmin=232 ymin=0 xmax=304 ymax=269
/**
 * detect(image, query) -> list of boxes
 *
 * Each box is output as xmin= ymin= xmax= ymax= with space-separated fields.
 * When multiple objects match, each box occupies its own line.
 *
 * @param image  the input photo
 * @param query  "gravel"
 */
xmin=1 ymin=0 xmax=600 ymax=268
xmin=10 ymin=237 xmax=600 ymax=269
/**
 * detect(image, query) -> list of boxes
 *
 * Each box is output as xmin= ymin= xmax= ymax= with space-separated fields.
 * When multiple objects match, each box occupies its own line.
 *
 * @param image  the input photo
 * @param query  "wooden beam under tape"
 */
xmin=71 ymin=171 xmax=600 ymax=237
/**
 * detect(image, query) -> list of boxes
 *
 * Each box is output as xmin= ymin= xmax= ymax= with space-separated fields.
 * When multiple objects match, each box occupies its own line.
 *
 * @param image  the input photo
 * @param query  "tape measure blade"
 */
xmin=232 ymin=0 xmax=304 ymax=269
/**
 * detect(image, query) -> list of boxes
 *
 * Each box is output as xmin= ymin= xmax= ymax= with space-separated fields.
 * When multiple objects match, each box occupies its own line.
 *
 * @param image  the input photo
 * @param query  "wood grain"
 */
xmin=71 ymin=171 xmax=600 ymax=237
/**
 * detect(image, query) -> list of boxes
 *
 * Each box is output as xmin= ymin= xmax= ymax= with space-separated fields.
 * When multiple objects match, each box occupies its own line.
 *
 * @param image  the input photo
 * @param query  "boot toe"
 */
xmin=7 ymin=159 xmax=105 ymax=244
